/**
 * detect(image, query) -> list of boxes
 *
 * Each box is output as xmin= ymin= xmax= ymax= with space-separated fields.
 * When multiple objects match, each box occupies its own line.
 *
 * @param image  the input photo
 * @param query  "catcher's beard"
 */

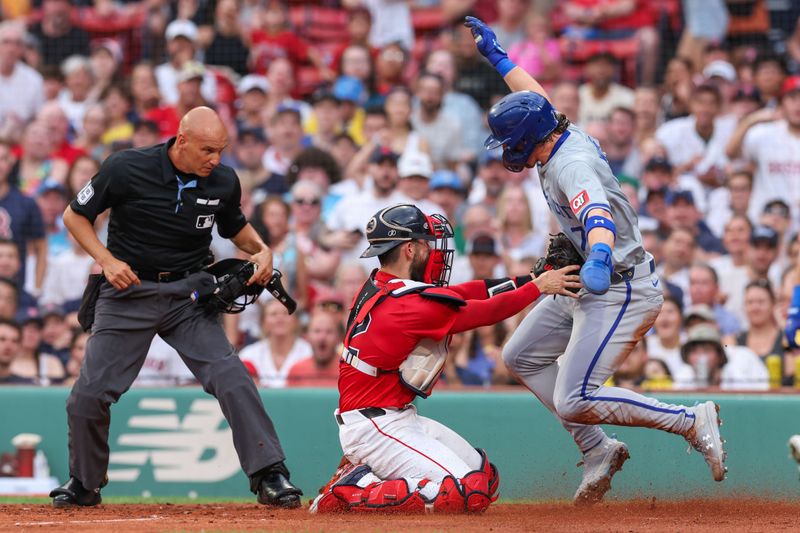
xmin=409 ymin=248 xmax=429 ymax=283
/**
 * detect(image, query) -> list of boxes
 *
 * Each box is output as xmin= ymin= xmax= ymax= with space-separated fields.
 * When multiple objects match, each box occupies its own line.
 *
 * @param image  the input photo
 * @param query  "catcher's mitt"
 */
xmin=533 ymin=233 xmax=584 ymax=293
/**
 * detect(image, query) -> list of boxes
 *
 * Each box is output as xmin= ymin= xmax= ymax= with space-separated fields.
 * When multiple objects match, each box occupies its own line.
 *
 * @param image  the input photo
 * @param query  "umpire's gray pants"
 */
xmin=66 ymin=274 xmax=285 ymax=490
xmin=503 ymin=261 xmax=696 ymax=453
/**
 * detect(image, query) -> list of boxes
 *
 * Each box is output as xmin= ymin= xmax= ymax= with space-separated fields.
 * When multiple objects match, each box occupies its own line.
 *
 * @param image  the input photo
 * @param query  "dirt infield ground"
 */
xmin=2 ymin=499 xmax=799 ymax=532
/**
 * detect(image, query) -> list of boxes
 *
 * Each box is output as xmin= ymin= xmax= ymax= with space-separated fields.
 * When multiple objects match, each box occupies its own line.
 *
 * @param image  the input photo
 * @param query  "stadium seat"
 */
xmin=290 ymin=6 xmax=349 ymax=43
xmin=411 ymin=7 xmax=445 ymax=35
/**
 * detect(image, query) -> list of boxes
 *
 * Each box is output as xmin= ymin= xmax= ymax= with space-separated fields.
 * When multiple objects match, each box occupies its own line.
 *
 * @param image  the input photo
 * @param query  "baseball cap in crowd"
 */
xmin=311 ymin=89 xmax=340 ymax=106
xmin=90 ymin=38 xmax=123 ymax=64
xmin=398 ymin=152 xmax=432 ymax=179
xmin=237 ymin=74 xmax=269 ymax=96
xmin=680 ymin=323 xmax=727 ymax=365
xmin=782 ymin=76 xmax=800 ymax=97
xmin=469 ymin=234 xmax=498 ymax=256
xmin=333 ymin=76 xmax=366 ymax=104
xmin=703 ymin=60 xmax=737 ymax=83
xmin=430 ymin=170 xmax=464 ymax=192
xmin=644 ymin=156 xmax=672 ymax=174
xmin=762 ymin=199 xmax=790 ymax=219
xmin=14 ymin=308 xmax=42 ymax=328
xmin=665 ymin=189 xmax=694 ymax=206
xmin=177 ymin=61 xmax=205 ymax=83
xmin=39 ymin=303 xmax=66 ymax=320
xmin=750 ymin=225 xmax=779 ymax=248
xmin=238 ymin=126 xmax=266 ymax=143
xmin=165 ymin=19 xmax=198 ymax=42
xmin=369 ymin=146 xmax=399 ymax=165
xmin=36 ymin=178 xmax=68 ymax=198
xmin=479 ymin=147 xmax=504 ymax=167
xmin=683 ymin=304 xmax=715 ymax=326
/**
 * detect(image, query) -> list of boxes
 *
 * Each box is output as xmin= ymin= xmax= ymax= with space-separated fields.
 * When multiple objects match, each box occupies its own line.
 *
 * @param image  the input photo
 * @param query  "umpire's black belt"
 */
xmin=611 ymin=258 xmax=655 ymax=284
xmin=335 ymin=407 xmax=387 ymax=425
xmin=135 ymin=268 xmax=202 ymax=283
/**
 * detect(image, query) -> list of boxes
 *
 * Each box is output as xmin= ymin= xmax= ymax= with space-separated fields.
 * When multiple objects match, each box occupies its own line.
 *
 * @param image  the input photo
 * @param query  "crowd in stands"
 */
xmin=1 ymin=0 xmax=800 ymax=392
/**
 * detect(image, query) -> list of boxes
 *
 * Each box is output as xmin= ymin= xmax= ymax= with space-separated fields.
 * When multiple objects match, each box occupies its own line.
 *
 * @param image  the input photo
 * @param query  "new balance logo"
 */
xmin=107 ymin=398 xmax=239 ymax=482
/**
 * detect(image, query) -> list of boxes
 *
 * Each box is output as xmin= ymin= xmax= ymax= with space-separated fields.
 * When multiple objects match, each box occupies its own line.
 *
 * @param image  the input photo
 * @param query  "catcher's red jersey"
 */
xmin=338 ymin=270 xmax=541 ymax=412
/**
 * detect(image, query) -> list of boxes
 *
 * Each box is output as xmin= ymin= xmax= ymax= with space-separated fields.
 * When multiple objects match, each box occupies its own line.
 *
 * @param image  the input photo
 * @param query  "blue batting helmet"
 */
xmin=485 ymin=91 xmax=559 ymax=172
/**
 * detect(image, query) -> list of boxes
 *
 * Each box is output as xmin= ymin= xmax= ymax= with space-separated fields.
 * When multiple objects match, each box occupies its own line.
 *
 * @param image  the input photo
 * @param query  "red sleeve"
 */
xmin=286 ymin=33 xmax=309 ymax=61
xmin=447 ymin=280 xmax=490 ymax=300
xmin=451 ymin=282 xmax=541 ymax=333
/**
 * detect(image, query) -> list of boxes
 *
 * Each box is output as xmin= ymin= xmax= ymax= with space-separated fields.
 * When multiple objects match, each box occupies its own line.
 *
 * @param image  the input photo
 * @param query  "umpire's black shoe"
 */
xmin=49 ymin=477 xmax=102 ymax=508
xmin=251 ymin=463 xmax=303 ymax=509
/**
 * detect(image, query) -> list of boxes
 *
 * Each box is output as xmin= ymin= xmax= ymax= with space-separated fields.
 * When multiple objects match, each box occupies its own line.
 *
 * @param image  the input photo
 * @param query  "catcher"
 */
xmin=309 ymin=204 xmax=581 ymax=514
xmin=50 ymin=107 xmax=302 ymax=509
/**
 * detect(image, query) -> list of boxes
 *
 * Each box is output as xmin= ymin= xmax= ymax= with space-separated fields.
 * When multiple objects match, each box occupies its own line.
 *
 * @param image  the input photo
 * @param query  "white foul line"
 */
xmin=14 ymin=515 xmax=162 ymax=527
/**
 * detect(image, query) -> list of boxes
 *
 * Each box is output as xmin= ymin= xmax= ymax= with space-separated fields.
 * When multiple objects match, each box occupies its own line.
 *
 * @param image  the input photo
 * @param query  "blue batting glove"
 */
xmin=580 ymin=243 xmax=613 ymax=295
xmin=786 ymin=286 xmax=800 ymax=349
xmin=464 ymin=16 xmax=508 ymax=68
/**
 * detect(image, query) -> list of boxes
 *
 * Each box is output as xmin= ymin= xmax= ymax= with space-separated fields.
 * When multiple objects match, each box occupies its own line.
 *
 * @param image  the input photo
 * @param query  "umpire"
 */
xmin=49 ymin=107 xmax=302 ymax=508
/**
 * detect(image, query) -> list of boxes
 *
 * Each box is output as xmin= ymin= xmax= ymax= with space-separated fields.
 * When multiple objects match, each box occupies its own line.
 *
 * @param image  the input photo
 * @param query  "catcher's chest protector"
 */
xmin=343 ymin=273 xmax=449 ymax=398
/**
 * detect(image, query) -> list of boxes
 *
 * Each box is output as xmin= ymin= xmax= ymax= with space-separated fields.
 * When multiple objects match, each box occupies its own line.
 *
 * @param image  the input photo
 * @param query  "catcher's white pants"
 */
xmin=335 ymin=405 xmax=482 ymax=495
xmin=503 ymin=260 xmax=696 ymax=453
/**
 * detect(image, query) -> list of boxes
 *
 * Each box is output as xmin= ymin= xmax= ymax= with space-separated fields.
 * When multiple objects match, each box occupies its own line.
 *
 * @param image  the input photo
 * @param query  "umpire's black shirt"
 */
xmin=70 ymin=138 xmax=247 ymax=272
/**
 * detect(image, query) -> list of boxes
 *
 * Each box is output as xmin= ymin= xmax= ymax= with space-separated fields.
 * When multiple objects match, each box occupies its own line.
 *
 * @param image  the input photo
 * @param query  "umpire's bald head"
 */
xmin=171 ymin=106 xmax=229 ymax=177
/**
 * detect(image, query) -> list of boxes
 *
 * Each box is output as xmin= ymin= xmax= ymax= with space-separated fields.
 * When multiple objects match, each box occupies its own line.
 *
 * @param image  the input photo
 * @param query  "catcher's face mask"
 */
xmin=422 ymin=213 xmax=454 ymax=287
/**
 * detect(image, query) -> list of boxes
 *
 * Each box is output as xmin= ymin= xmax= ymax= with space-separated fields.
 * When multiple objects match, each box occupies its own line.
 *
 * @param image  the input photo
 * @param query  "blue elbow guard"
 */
xmin=585 ymin=216 xmax=616 ymax=238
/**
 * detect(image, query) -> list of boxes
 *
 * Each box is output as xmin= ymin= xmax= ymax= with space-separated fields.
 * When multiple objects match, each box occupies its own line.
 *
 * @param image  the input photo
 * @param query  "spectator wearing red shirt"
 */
xmin=331 ymin=7 xmax=378 ymax=73
xmin=287 ymin=310 xmax=342 ymax=387
xmin=249 ymin=0 xmax=333 ymax=82
xmin=145 ymin=62 xmax=209 ymax=140
xmin=34 ymin=101 xmax=86 ymax=166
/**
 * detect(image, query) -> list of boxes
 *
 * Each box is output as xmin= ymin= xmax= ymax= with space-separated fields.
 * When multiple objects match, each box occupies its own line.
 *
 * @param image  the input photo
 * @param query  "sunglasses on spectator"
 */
xmin=294 ymin=198 xmax=321 ymax=206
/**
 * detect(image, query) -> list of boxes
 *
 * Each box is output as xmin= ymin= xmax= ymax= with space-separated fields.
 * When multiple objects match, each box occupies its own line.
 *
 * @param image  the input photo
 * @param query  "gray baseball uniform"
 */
xmin=503 ymin=125 xmax=696 ymax=453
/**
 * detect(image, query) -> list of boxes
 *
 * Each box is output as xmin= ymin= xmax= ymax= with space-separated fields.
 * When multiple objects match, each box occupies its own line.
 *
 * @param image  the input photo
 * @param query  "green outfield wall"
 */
xmin=1 ymin=387 xmax=798 ymax=500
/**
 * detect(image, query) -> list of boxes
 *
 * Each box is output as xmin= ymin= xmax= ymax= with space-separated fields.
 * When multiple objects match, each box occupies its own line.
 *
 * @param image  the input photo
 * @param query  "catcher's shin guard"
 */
xmin=476 ymin=448 xmax=500 ymax=501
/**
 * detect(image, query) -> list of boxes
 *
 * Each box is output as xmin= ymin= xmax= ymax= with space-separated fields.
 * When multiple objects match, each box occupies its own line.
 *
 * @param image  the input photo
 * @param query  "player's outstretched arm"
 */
xmin=464 ymin=16 xmax=550 ymax=99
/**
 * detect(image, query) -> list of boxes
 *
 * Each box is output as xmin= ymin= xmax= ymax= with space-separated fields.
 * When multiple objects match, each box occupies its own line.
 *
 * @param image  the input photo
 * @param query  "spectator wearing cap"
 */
xmin=10 ymin=308 xmax=64 ymax=385
xmin=396 ymin=151 xmax=442 ymax=216
xmin=0 ymin=21 xmax=45 ymax=133
xmin=57 ymin=55 xmax=95 ymax=135
xmin=702 ymin=60 xmax=738 ymax=114
xmin=497 ymin=185 xmax=546 ymax=265
xmin=727 ymin=75 xmax=800 ymax=230
xmin=578 ymin=53 xmax=635 ymax=125
xmin=688 ymin=264 xmax=742 ymax=336
xmin=146 ymin=61 xmax=208 ymax=139
xmin=88 ymin=39 xmax=123 ymax=103
xmin=709 ymin=216 xmax=754 ymax=325
xmin=0 ymin=140 xmax=47 ymax=294
xmin=0 ymin=239 xmax=37 ymax=314
xmin=287 ymin=310 xmax=342 ymax=387
xmin=748 ymin=225 xmax=782 ymax=290
xmin=28 ymin=0 xmax=90 ymax=67
xmin=429 ymin=170 xmax=466 ymax=235
xmin=248 ymin=0 xmax=333 ymax=82
xmin=412 ymin=72 xmax=468 ymax=168
xmin=307 ymin=91 xmax=343 ymax=153
xmin=657 ymin=228 xmax=696 ymax=304
xmin=155 ymin=19 xmax=217 ymax=106
xmin=604 ymin=107 xmax=640 ymax=177
xmin=100 ymin=84 xmax=134 ymax=147
xmin=424 ymin=49 xmax=488 ymax=157
xmin=236 ymin=74 xmax=270 ymax=132
xmin=73 ymin=103 xmax=109 ymax=161
xmin=38 ymin=303 xmax=71 ymax=366
xmin=0 ymin=319 xmax=33 ymax=385
xmin=665 ymin=190 xmax=724 ymax=258
xmin=331 ymin=75 xmax=366 ymax=145
xmin=289 ymin=179 xmax=340 ymax=283
xmin=324 ymin=146 xmax=406 ymax=266
xmin=674 ymin=323 xmax=767 ymax=390
xmin=35 ymin=178 xmax=70 ymax=257
xmin=232 ymin=127 xmax=268 ymax=192
xmin=706 ymin=170 xmax=753 ymax=239
xmin=205 ymin=0 xmax=250 ymax=76
xmin=655 ymin=84 xmax=735 ymax=193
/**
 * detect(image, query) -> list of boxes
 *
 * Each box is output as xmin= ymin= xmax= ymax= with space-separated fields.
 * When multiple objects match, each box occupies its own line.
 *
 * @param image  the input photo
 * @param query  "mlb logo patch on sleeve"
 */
xmin=77 ymin=183 xmax=94 ymax=205
xmin=570 ymin=190 xmax=588 ymax=214
xmin=196 ymin=214 xmax=215 ymax=229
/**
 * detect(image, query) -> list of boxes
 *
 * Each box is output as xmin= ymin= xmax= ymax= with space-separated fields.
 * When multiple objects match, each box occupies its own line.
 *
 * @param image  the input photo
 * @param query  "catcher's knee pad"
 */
xmin=345 ymin=479 xmax=427 ymax=513
xmin=431 ymin=471 xmax=493 ymax=514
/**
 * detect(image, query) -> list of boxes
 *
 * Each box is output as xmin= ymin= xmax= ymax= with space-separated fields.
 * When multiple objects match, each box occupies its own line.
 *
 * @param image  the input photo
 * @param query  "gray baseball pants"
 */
xmin=65 ymin=274 xmax=285 ymax=490
xmin=503 ymin=261 xmax=696 ymax=453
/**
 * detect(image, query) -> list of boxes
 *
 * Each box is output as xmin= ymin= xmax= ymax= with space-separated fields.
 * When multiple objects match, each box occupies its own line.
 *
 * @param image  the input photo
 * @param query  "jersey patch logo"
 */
xmin=77 ymin=183 xmax=94 ymax=205
xmin=196 ymin=214 xmax=215 ymax=229
xmin=570 ymin=190 xmax=588 ymax=214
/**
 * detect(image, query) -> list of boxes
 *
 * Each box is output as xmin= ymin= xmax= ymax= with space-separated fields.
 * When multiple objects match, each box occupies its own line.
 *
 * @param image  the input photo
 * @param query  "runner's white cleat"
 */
xmin=573 ymin=438 xmax=630 ymax=506
xmin=789 ymin=435 xmax=800 ymax=478
xmin=685 ymin=401 xmax=727 ymax=482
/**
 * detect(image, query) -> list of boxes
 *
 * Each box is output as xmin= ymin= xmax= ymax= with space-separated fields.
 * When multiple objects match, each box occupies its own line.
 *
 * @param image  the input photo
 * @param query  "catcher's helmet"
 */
xmin=485 ymin=91 xmax=559 ymax=172
xmin=360 ymin=204 xmax=435 ymax=258
xmin=200 ymin=258 xmax=264 ymax=313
